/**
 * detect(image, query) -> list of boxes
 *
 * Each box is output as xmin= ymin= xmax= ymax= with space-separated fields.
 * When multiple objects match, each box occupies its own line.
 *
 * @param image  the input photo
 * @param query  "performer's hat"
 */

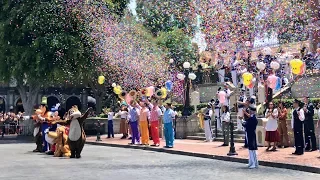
xmin=249 ymin=104 xmax=256 ymax=112
xmin=293 ymin=99 xmax=304 ymax=107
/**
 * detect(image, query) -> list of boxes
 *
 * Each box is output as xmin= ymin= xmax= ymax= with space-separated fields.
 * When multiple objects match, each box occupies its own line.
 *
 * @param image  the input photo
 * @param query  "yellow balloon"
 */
xmin=113 ymin=85 xmax=122 ymax=95
xmin=161 ymin=87 xmax=167 ymax=99
xmin=242 ymin=72 xmax=253 ymax=86
xmin=98 ymin=76 xmax=105 ymax=85
xmin=290 ymin=59 xmax=303 ymax=75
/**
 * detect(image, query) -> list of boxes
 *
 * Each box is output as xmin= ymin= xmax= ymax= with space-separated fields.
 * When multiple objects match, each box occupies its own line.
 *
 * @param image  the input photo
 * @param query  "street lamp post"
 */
xmin=177 ymin=62 xmax=197 ymax=117
xmin=228 ymin=88 xmax=238 ymax=156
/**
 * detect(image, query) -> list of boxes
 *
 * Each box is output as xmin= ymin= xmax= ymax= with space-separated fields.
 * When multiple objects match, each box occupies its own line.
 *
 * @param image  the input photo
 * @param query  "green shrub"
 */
xmin=273 ymin=98 xmax=320 ymax=108
xmin=173 ymin=103 xmax=208 ymax=113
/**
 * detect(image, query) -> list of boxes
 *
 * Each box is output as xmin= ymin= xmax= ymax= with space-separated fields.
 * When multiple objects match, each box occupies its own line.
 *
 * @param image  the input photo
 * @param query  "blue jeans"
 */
xmin=108 ymin=120 xmax=114 ymax=138
xmin=164 ymin=122 xmax=174 ymax=147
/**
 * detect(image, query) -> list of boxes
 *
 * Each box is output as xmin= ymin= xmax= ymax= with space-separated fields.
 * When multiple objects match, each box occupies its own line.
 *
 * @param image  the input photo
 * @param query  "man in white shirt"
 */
xmin=291 ymin=99 xmax=305 ymax=155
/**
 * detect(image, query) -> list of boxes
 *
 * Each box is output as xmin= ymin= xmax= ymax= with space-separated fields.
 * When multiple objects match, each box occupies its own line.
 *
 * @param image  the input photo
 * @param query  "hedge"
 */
xmin=273 ymin=98 xmax=320 ymax=108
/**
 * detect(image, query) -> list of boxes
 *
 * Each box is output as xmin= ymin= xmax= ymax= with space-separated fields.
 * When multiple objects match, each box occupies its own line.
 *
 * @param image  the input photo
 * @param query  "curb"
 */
xmin=86 ymin=141 xmax=320 ymax=174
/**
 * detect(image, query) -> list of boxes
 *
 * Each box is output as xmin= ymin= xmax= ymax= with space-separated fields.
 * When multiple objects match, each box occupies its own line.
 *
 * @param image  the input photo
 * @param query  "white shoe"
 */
xmin=246 ymin=163 xmax=253 ymax=167
xmin=248 ymin=165 xmax=257 ymax=169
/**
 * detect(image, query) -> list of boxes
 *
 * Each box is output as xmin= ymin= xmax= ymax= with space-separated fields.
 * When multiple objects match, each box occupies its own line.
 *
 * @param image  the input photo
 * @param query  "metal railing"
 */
xmin=0 ymin=124 xmax=30 ymax=137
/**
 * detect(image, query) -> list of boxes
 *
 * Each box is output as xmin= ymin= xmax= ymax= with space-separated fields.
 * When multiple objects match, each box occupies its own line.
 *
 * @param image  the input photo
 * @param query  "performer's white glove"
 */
xmin=44 ymin=128 xmax=49 ymax=134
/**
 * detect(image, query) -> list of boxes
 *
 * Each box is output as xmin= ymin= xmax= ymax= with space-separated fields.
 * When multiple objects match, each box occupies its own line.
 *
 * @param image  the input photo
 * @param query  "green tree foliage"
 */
xmin=104 ymin=0 xmax=130 ymax=19
xmin=0 ymin=0 xmax=94 ymax=116
xmin=136 ymin=0 xmax=196 ymax=36
xmin=155 ymin=28 xmax=197 ymax=71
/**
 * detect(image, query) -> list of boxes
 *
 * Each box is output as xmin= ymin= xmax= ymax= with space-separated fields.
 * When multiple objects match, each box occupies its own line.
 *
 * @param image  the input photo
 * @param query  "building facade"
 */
xmin=0 ymin=85 xmax=89 ymax=114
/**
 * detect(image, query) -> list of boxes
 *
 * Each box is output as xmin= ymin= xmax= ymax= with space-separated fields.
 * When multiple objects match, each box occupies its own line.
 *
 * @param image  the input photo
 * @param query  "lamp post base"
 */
xmin=182 ymin=107 xmax=191 ymax=117
xmin=227 ymin=147 xmax=238 ymax=156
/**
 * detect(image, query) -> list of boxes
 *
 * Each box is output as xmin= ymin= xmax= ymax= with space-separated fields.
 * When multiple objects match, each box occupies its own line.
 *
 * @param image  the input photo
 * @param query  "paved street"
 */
xmin=0 ymin=143 xmax=319 ymax=180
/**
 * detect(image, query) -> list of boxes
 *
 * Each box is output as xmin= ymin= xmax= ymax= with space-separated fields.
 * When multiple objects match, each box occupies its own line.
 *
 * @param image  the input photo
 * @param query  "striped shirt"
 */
xmin=139 ymin=108 xmax=150 ymax=122
xmin=129 ymin=108 xmax=140 ymax=122
xmin=150 ymin=106 xmax=162 ymax=122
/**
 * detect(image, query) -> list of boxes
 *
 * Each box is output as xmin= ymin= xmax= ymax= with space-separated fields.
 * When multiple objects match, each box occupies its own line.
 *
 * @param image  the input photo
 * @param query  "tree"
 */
xmin=136 ymin=0 xmax=196 ymax=36
xmin=0 ymin=0 xmax=94 ymax=119
xmin=155 ymin=28 xmax=198 ymax=71
xmin=104 ymin=0 xmax=130 ymax=19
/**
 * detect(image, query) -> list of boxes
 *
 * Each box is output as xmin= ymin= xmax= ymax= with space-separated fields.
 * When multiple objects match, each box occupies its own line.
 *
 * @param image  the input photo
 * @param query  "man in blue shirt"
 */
xmin=128 ymin=101 xmax=140 ymax=145
xmin=163 ymin=103 xmax=175 ymax=148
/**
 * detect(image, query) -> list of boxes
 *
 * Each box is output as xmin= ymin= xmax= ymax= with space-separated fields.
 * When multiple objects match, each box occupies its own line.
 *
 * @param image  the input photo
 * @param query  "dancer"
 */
xmin=243 ymin=104 xmax=258 ymax=169
xmin=163 ymin=103 xmax=175 ymax=148
xmin=139 ymin=102 xmax=150 ymax=145
xmin=203 ymin=104 xmax=213 ymax=142
xmin=150 ymin=100 xmax=162 ymax=147
xmin=128 ymin=101 xmax=140 ymax=145
xmin=292 ymin=99 xmax=305 ymax=155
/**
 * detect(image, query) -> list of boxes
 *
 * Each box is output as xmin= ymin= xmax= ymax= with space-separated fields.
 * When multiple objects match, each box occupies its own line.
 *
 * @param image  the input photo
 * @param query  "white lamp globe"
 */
xmin=188 ymin=73 xmax=197 ymax=80
xmin=183 ymin=62 xmax=191 ymax=69
xmin=111 ymin=83 xmax=116 ymax=87
xmin=177 ymin=73 xmax=185 ymax=80
xmin=169 ymin=59 xmax=174 ymax=64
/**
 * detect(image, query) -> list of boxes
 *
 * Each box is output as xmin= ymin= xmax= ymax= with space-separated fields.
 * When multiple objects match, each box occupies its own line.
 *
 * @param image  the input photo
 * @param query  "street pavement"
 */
xmin=86 ymin=135 xmax=320 ymax=169
xmin=0 ymin=143 xmax=319 ymax=180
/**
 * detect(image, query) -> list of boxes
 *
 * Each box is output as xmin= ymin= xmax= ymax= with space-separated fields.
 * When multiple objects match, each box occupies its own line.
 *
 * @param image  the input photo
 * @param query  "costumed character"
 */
xmin=45 ymin=104 xmax=61 ymax=155
xmin=63 ymin=106 xmax=92 ymax=158
xmin=32 ymin=108 xmax=43 ymax=152
xmin=46 ymin=126 xmax=71 ymax=157
xmin=36 ymin=102 xmax=51 ymax=153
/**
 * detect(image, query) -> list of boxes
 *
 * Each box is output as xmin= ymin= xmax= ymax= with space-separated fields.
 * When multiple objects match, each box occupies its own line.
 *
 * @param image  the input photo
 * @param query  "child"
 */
xmin=107 ymin=107 xmax=115 ymax=138
xmin=243 ymin=105 xmax=258 ymax=169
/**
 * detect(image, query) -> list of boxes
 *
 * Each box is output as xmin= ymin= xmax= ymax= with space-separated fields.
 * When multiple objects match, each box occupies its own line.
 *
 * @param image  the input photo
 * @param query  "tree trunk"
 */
xmin=95 ymin=93 xmax=103 ymax=115
xmin=17 ymin=84 xmax=40 ymax=135
xmin=88 ymin=80 xmax=104 ymax=115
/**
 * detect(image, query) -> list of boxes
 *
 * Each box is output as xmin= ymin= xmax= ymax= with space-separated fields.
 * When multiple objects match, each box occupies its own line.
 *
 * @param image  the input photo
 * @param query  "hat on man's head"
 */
xmin=249 ymin=104 xmax=256 ymax=112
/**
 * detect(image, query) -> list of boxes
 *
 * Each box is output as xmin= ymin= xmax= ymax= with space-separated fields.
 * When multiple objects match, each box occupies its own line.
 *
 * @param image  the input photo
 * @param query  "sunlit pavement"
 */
xmin=0 ymin=143 xmax=319 ymax=180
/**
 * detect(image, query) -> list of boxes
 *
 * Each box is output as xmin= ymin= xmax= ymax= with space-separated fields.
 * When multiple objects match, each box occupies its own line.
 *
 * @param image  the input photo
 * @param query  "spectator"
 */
xmin=265 ymin=101 xmax=279 ymax=152
xmin=277 ymin=102 xmax=289 ymax=148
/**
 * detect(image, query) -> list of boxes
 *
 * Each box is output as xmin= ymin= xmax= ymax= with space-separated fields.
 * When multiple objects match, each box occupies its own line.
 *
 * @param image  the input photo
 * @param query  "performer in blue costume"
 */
xmin=38 ymin=102 xmax=50 ymax=153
